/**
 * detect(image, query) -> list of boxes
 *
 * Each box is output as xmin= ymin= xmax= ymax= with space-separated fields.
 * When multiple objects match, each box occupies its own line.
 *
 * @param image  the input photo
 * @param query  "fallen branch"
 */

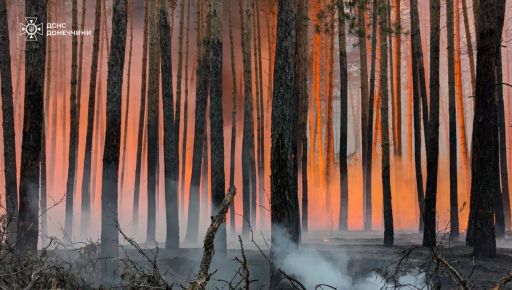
xmin=187 ymin=186 xmax=237 ymax=290
xmin=430 ymin=248 xmax=469 ymax=290
xmin=235 ymin=235 xmax=250 ymax=290
xmin=493 ymin=272 xmax=512 ymax=290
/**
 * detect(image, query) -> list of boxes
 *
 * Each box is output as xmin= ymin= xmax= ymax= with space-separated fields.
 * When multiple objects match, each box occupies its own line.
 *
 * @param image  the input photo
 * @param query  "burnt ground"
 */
xmin=122 ymin=231 xmax=512 ymax=289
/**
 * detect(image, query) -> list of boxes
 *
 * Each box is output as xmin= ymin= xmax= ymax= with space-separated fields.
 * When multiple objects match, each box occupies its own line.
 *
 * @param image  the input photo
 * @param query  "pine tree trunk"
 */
xmin=159 ymin=0 xmax=179 ymax=249
xmin=271 ymin=0 xmax=300 ymax=284
xmin=359 ymin=0 xmax=371 ymax=231
xmin=132 ymin=0 xmax=149 ymax=228
xmin=185 ymin=1 xmax=210 ymax=242
xmin=495 ymin=50 xmax=506 ymax=238
xmin=64 ymin=0 xmax=79 ymax=240
xmin=460 ymin=0 xmax=476 ymax=94
xmin=325 ymin=0 xmax=335 ymax=216
xmin=446 ymin=0 xmax=460 ymax=240
xmin=146 ymin=0 xmax=160 ymax=244
xmin=240 ymin=0 xmax=257 ymax=235
xmin=454 ymin=0 xmax=470 ymax=191
xmin=337 ymin=0 xmax=348 ymax=232
xmin=119 ymin=0 xmax=133 ymax=198
xmin=0 ymin=0 xmax=18 ymax=243
xmin=466 ymin=0 xmax=505 ymax=258
xmin=498 ymin=50 xmax=511 ymax=232
xmin=378 ymin=2 xmax=394 ymax=247
xmin=228 ymin=0 xmax=238 ymax=234
xmin=100 ymin=0 xmax=128 ymax=280
xmin=16 ymin=0 xmax=47 ymax=257
xmin=296 ymin=0 xmax=308 ymax=232
xmin=409 ymin=0 xmax=425 ymax=232
xmin=422 ymin=0 xmax=441 ymax=248
xmin=179 ymin=0 xmax=192 ymax=222
xmin=81 ymin=0 xmax=102 ymax=236
xmin=392 ymin=0 xmax=401 ymax=157
xmin=209 ymin=0 xmax=226 ymax=253
xmin=255 ymin=0 xmax=265 ymax=229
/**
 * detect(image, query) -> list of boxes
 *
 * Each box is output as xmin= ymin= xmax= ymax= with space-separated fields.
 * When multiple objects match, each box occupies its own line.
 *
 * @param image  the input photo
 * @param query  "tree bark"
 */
xmin=228 ymin=0 xmax=238 ymax=234
xmin=422 ymin=0 xmax=441 ymax=248
xmin=159 ymin=0 xmax=179 ymax=250
xmin=81 ymin=0 xmax=102 ymax=237
xmin=185 ymin=1 xmax=210 ymax=242
xmin=240 ymin=0 xmax=257 ymax=235
xmin=16 ymin=0 xmax=47 ymax=257
xmin=296 ymin=0 xmax=308 ymax=232
xmin=209 ymin=0 xmax=226 ymax=254
xmin=379 ymin=1 xmax=394 ymax=247
xmin=392 ymin=0 xmax=401 ymax=157
xmin=100 ymin=0 xmax=128 ymax=280
xmin=180 ymin=0 xmax=192 ymax=222
xmin=337 ymin=0 xmax=348 ymax=231
xmin=498 ymin=49 xmax=511 ymax=232
xmin=64 ymin=0 xmax=79 ymax=240
xmin=495 ymin=50 xmax=507 ymax=238
xmin=271 ymin=0 xmax=300 ymax=284
xmin=119 ymin=0 xmax=133 ymax=199
xmin=466 ymin=0 xmax=506 ymax=258
xmin=360 ymin=0 xmax=371 ymax=231
xmin=132 ymin=0 xmax=149 ymax=228
xmin=0 ymin=0 xmax=18 ymax=243
xmin=409 ymin=0 xmax=425 ymax=232
xmin=446 ymin=0 xmax=460 ymax=240
xmin=146 ymin=0 xmax=160 ymax=244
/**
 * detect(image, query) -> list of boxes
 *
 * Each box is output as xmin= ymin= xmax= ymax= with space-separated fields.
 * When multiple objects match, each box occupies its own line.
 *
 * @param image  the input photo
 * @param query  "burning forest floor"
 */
xmin=109 ymin=231 xmax=512 ymax=289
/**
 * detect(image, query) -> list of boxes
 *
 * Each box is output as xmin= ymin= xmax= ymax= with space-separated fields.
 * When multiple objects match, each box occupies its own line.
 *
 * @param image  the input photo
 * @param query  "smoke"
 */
xmin=272 ymin=227 xmax=425 ymax=289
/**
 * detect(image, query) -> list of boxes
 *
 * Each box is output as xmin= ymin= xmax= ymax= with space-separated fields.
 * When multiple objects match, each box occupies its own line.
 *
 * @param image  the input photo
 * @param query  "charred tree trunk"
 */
xmin=159 ymin=0 xmax=179 ymax=250
xmin=240 ymin=0 xmax=257 ymax=235
xmin=446 ymin=0 xmax=459 ymax=240
xmin=392 ymin=0 xmax=401 ymax=157
xmin=271 ymin=0 xmax=300 ymax=283
xmin=495 ymin=50 xmax=506 ymax=238
xmin=180 ymin=0 xmax=192 ymax=222
xmin=422 ymin=0 xmax=441 ymax=248
xmin=296 ymin=0 xmax=308 ymax=232
xmin=81 ymin=0 xmax=102 ymax=236
xmin=185 ymin=3 xmax=210 ymax=242
xmin=64 ymin=0 xmax=79 ymax=239
xmin=409 ymin=0 xmax=425 ymax=232
xmin=337 ymin=0 xmax=348 ymax=231
xmin=228 ymin=0 xmax=237 ymax=234
xmin=209 ymin=0 xmax=226 ymax=254
xmin=100 ymin=0 xmax=128 ymax=280
xmin=359 ymin=0 xmax=371 ymax=232
xmin=132 ymin=0 xmax=149 ymax=227
xmin=498 ymin=50 xmax=511 ymax=232
xmin=466 ymin=0 xmax=506 ymax=258
xmin=0 ymin=0 xmax=18 ymax=242
xmin=379 ymin=1 xmax=394 ymax=247
xmin=119 ymin=0 xmax=133 ymax=198
xmin=16 ymin=0 xmax=47 ymax=257
xmin=146 ymin=0 xmax=160 ymax=244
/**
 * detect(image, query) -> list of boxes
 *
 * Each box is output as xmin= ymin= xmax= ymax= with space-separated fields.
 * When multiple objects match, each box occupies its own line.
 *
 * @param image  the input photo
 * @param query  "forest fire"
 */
xmin=0 ymin=0 xmax=511 ymax=288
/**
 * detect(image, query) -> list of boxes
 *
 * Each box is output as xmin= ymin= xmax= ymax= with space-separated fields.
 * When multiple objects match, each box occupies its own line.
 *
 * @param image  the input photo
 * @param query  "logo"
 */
xmin=20 ymin=17 xmax=43 ymax=41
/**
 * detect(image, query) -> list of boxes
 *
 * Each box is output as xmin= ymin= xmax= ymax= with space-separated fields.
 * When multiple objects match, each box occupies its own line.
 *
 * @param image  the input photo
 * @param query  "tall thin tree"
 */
xmin=0 ymin=0 xmax=18 ymax=242
xmin=16 ymin=0 xmax=47 ymax=257
xmin=466 ymin=0 xmax=506 ymax=257
xmin=100 ymin=0 xmax=128 ymax=280
xmin=146 ymin=0 xmax=160 ymax=244
xmin=132 ymin=0 xmax=150 ymax=227
xmin=446 ymin=0 xmax=459 ymax=240
xmin=64 ymin=0 xmax=79 ymax=239
xmin=379 ymin=0 xmax=394 ymax=247
xmin=159 ymin=0 xmax=180 ymax=249
xmin=337 ymin=0 xmax=348 ymax=231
